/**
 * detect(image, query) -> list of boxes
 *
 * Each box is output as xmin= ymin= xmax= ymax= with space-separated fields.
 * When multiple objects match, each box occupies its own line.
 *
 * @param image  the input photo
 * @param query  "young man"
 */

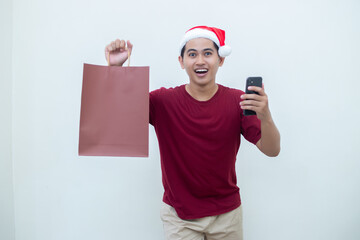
xmin=105 ymin=26 xmax=280 ymax=240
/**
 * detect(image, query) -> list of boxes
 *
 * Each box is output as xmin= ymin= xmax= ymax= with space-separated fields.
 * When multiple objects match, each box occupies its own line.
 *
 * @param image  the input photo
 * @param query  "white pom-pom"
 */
xmin=219 ymin=45 xmax=232 ymax=57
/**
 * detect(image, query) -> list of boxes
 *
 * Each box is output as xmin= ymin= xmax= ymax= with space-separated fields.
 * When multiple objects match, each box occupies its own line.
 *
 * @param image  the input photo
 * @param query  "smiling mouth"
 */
xmin=194 ymin=69 xmax=208 ymax=74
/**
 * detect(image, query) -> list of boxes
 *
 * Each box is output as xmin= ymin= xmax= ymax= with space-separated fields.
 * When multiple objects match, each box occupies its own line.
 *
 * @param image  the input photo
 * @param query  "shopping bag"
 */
xmin=79 ymin=63 xmax=149 ymax=157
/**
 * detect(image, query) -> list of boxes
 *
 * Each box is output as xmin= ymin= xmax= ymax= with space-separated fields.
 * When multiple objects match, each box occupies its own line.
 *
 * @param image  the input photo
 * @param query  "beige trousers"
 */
xmin=160 ymin=202 xmax=243 ymax=240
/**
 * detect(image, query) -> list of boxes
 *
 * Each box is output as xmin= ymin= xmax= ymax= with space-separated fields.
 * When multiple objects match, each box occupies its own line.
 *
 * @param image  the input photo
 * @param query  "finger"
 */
xmin=127 ymin=40 xmax=133 ymax=55
xmin=248 ymin=86 xmax=263 ymax=93
xmin=240 ymin=101 xmax=265 ymax=113
xmin=239 ymin=103 xmax=257 ymax=112
xmin=111 ymin=41 xmax=116 ymax=50
xmin=240 ymin=99 xmax=262 ymax=107
xmin=119 ymin=40 xmax=126 ymax=50
xmin=242 ymin=95 xmax=268 ymax=109
xmin=105 ymin=44 xmax=113 ymax=52
xmin=241 ymin=93 xmax=262 ymax=101
xmin=115 ymin=39 xmax=121 ymax=49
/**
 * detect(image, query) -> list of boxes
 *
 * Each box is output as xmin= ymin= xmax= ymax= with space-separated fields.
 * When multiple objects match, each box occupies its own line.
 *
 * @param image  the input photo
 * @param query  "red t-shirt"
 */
xmin=149 ymin=84 xmax=261 ymax=219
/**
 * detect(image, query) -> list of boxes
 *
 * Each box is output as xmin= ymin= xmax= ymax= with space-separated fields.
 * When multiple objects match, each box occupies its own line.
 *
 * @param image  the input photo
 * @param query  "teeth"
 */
xmin=195 ymin=69 xmax=208 ymax=73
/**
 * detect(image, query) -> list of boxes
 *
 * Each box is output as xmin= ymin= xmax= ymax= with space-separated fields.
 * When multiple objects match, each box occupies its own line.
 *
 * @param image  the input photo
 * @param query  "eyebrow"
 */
xmin=186 ymin=48 xmax=215 ymax=53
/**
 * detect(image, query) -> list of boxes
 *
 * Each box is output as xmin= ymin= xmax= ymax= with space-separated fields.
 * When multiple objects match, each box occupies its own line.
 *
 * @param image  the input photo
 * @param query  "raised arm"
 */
xmin=240 ymin=85 xmax=281 ymax=157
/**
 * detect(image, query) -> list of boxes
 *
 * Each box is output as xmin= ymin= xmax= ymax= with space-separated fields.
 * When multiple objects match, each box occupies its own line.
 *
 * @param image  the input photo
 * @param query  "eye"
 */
xmin=204 ymin=51 xmax=212 ymax=56
xmin=188 ymin=52 xmax=196 ymax=57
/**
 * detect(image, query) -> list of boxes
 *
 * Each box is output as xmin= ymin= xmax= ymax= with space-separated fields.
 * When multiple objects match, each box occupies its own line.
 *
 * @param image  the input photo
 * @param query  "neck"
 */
xmin=185 ymin=82 xmax=219 ymax=101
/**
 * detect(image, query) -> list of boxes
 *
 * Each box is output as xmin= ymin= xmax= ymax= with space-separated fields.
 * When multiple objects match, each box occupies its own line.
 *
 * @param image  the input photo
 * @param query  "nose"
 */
xmin=196 ymin=55 xmax=205 ymax=65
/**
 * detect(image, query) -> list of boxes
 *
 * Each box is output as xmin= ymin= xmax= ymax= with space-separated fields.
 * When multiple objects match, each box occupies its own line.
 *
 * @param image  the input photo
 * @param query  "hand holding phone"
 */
xmin=243 ymin=77 xmax=263 ymax=116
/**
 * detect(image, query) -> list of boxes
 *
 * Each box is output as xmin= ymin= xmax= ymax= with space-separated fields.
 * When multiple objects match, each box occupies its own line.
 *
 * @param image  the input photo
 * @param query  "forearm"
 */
xmin=240 ymin=84 xmax=280 ymax=156
xmin=257 ymin=116 xmax=281 ymax=157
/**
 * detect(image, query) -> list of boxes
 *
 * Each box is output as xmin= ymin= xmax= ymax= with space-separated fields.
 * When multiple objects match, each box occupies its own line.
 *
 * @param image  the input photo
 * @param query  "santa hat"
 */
xmin=179 ymin=26 xmax=232 ymax=57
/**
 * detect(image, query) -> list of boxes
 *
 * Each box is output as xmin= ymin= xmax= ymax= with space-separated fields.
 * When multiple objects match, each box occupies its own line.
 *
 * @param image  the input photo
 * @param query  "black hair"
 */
xmin=180 ymin=41 xmax=220 ymax=58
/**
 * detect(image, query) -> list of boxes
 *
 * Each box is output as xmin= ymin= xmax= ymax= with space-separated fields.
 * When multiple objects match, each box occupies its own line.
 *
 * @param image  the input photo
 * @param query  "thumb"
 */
xmin=127 ymin=40 xmax=133 ymax=55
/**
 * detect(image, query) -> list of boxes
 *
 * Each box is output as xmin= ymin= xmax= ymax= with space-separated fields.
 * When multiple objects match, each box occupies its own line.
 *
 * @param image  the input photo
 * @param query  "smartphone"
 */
xmin=243 ymin=77 xmax=263 ymax=116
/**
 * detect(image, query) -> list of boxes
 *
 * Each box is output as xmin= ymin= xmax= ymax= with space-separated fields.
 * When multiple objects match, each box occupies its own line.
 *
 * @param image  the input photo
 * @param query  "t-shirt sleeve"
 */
xmin=149 ymin=88 xmax=165 ymax=126
xmin=149 ymin=90 xmax=157 ymax=126
xmin=240 ymin=115 xmax=261 ymax=145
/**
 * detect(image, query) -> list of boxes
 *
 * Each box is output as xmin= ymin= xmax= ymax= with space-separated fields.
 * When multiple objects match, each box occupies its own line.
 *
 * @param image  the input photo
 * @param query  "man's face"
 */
xmin=179 ymin=38 xmax=224 ymax=87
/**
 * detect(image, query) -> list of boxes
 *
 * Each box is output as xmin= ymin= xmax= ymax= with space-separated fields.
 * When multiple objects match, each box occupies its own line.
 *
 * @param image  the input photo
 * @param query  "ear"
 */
xmin=219 ymin=57 xmax=225 ymax=67
xmin=178 ymin=56 xmax=185 ymax=69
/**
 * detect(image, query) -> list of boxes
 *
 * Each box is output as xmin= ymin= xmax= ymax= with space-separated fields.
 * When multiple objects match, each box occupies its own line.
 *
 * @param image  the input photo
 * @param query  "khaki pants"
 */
xmin=160 ymin=202 xmax=243 ymax=240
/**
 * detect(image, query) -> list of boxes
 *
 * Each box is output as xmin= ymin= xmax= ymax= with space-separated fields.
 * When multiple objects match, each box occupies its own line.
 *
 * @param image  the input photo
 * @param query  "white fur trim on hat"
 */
xmin=179 ymin=28 xmax=231 ymax=57
xmin=180 ymin=28 xmax=220 ymax=50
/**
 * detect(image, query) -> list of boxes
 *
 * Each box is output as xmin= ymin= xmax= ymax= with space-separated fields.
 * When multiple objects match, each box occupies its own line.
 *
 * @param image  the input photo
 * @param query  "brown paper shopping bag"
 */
xmin=79 ymin=63 xmax=149 ymax=157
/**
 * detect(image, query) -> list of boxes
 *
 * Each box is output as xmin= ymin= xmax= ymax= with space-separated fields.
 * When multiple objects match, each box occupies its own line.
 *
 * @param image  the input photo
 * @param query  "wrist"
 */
xmin=258 ymin=110 xmax=272 ymax=122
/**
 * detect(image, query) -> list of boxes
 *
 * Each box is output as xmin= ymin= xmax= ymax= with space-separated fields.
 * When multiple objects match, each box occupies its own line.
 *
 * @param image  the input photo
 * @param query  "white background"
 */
xmin=1 ymin=0 xmax=360 ymax=239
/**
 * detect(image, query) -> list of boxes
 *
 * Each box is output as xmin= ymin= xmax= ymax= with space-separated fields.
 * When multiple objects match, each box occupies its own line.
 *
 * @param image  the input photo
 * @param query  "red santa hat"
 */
xmin=179 ymin=26 xmax=232 ymax=57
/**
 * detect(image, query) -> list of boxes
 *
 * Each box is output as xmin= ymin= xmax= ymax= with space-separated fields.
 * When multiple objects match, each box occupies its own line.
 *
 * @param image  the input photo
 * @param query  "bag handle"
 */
xmin=107 ymin=48 xmax=131 ymax=67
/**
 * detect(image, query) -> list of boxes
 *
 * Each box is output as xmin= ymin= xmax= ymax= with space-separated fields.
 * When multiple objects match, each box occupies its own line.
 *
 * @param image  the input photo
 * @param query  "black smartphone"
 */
xmin=243 ymin=77 xmax=263 ymax=116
